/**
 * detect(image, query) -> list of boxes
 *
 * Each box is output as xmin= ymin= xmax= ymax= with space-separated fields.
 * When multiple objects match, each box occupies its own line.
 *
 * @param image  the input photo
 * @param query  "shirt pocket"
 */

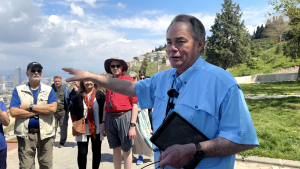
xmin=38 ymin=92 xmax=49 ymax=105
xmin=152 ymin=91 xmax=168 ymax=131
xmin=176 ymin=99 xmax=219 ymax=139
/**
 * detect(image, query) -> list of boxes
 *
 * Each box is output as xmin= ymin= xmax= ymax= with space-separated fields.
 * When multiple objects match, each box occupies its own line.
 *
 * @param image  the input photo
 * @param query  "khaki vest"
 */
xmin=14 ymin=83 xmax=55 ymax=140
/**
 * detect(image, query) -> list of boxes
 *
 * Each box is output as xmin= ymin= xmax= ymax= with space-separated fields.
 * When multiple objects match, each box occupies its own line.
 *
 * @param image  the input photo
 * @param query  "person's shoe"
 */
xmin=136 ymin=155 xmax=143 ymax=165
xmin=58 ymin=144 xmax=64 ymax=148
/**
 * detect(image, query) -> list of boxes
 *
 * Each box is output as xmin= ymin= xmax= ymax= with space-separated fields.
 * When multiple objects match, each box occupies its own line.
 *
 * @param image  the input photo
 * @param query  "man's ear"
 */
xmin=197 ymin=39 xmax=205 ymax=53
xmin=26 ymin=71 xmax=29 ymax=77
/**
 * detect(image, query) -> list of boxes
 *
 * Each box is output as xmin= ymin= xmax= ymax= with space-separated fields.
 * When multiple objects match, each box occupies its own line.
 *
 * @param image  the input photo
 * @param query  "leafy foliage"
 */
xmin=141 ymin=58 xmax=148 ymax=70
xmin=206 ymin=0 xmax=251 ymax=70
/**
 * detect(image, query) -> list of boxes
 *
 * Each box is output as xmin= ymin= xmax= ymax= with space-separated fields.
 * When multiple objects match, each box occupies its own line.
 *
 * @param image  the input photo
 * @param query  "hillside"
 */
xmin=227 ymin=42 xmax=299 ymax=77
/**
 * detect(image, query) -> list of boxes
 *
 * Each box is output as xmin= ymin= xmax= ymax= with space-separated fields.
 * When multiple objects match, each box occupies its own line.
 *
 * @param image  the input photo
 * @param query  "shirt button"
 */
xmin=184 ymin=82 xmax=187 ymax=84
xmin=163 ymin=97 xmax=164 ymax=98
xmin=195 ymin=106 xmax=198 ymax=109
xmin=177 ymin=89 xmax=180 ymax=91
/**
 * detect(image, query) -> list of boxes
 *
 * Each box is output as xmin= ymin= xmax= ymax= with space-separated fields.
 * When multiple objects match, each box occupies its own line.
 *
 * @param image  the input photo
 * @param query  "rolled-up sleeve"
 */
xmin=136 ymin=74 xmax=157 ymax=109
xmin=218 ymin=85 xmax=259 ymax=146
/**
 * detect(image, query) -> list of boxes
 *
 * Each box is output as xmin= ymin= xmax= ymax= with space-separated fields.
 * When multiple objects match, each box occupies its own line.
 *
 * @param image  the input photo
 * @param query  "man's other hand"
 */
xmin=159 ymin=143 xmax=195 ymax=168
xmin=100 ymin=123 xmax=107 ymax=137
xmin=128 ymin=127 xmax=136 ymax=140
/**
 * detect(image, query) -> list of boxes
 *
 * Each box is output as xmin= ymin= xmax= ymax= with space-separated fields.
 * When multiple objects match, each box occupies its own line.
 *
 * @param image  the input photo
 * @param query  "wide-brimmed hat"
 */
xmin=104 ymin=57 xmax=128 ymax=74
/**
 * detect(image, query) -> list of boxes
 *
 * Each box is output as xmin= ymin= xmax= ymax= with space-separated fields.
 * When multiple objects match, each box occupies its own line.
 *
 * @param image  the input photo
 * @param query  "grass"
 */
xmin=4 ymin=123 xmax=14 ymax=134
xmin=227 ymin=42 xmax=299 ymax=77
xmin=9 ymin=137 xmax=17 ymax=141
xmin=239 ymin=81 xmax=300 ymax=95
xmin=238 ymin=97 xmax=300 ymax=161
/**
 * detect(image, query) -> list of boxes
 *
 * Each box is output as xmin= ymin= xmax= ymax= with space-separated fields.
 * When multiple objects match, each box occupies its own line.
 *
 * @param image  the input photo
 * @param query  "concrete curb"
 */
xmin=236 ymin=155 xmax=300 ymax=168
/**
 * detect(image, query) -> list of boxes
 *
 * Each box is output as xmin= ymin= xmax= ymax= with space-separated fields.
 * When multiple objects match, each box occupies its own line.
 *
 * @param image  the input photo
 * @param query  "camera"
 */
xmin=108 ymin=101 xmax=113 ymax=108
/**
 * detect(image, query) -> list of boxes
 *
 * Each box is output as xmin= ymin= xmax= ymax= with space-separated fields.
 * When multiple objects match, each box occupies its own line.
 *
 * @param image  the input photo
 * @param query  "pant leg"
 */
xmin=0 ymin=148 xmax=7 ymax=169
xmin=17 ymin=134 xmax=38 ymax=169
xmin=77 ymin=137 xmax=89 ymax=169
xmin=90 ymin=134 xmax=102 ymax=169
xmin=37 ymin=135 xmax=53 ymax=169
xmin=53 ymin=116 xmax=59 ymax=142
xmin=59 ymin=113 xmax=68 ymax=145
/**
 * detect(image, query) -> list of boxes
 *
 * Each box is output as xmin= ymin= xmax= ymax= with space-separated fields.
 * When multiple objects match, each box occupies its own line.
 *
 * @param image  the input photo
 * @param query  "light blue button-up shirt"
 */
xmin=136 ymin=56 xmax=259 ymax=169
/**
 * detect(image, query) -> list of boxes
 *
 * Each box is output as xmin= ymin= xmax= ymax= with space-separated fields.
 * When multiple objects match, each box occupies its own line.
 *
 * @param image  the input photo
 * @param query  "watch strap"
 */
xmin=183 ymin=143 xmax=205 ymax=169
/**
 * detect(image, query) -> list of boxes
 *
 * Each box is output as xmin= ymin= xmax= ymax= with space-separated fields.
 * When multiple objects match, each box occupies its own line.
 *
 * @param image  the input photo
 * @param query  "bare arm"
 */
xmin=10 ymin=107 xmax=40 ymax=119
xmin=100 ymin=102 xmax=107 ymax=137
xmin=63 ymin=68 xmax=137 ymax=97
xmin=128 ymin=101 xmax=138 ymax=140
xmin=0 ymin=109 xmax=10 ymax=126
xmin=159 ymin=137 xmax=256 ymax=168
xmin=11 ymin=102 xmax=57 ymax=118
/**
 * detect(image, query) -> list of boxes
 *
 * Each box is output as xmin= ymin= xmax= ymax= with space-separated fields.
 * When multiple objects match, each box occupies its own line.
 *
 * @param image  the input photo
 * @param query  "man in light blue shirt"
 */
xmin=63 ymin=14 xmax=259 ymax=169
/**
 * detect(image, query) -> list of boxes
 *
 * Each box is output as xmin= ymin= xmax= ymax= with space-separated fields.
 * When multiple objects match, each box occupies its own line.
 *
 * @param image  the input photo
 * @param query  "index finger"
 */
xmin=62 ymin=68 xmax=75 ymax=75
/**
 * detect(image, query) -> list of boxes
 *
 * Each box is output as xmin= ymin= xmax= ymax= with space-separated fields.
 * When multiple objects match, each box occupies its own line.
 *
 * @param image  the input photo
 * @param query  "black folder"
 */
xmin=150 ymin=112 xmax=209 ymax=151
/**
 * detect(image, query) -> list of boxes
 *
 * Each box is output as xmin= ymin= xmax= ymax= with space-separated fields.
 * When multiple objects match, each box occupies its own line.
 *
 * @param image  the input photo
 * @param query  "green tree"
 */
xmin=246 ymin=58 xmax=258 ymax=74
xmin=206 ymin=0 xmax=251 ymax=70
xmin=261 ymin=53 xmax=271 ymax=67
xmin=270 ymin=0 xmax=300 ymax=79
xmin=141 ymin=58 xmax=148 ymax=70
xmin=133 ymin=57 xmax=139 ymax=61
xmin=162 ymin=57 xmax=166 ymax=64
xmin=275 ymin=43 xmax=283 ymax=55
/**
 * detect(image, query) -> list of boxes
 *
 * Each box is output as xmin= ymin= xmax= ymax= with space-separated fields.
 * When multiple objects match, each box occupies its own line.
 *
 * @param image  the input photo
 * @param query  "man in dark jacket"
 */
xmin=52 ymin=75 xmax=70 ymax=148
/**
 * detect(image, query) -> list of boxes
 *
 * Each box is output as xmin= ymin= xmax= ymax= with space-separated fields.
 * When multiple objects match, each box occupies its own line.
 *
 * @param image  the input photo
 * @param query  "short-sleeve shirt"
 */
xmin=136 ymin=56 xmax=259 ymax=169
xmin=105 ymin=74 xmax=138 ymax=112
xmin=0 ymin=101 xmax=7 ymax=151
xmin=10 ymin=86 xmax=57 ymax=129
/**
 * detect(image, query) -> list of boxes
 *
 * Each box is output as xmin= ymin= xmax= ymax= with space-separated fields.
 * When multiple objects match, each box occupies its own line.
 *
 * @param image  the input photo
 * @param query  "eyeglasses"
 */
xmin=30 ymin=69 xmax=42 ymax=73
xmin=130 ymin=76 xmax=136 ymax=80
xmin=110 ymin=65 xmax=121 ymax=68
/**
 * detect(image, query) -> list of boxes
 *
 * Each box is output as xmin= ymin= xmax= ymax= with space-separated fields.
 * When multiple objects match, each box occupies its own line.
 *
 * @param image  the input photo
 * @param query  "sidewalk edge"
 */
xmin=236 ymin=155 xmax=300 ymax=168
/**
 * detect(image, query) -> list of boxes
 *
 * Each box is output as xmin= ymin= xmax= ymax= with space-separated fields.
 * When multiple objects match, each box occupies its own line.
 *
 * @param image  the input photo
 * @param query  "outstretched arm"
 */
xmin=62 ymin=68 xmax=137 ymax=97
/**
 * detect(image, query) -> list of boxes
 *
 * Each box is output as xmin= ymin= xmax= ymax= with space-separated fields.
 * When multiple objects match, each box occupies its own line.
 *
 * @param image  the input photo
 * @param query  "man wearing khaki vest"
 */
xmin=10 ymin=62 xmax=57 ymax=169
xmin=51 ymin=75 xmax=70 ymax=148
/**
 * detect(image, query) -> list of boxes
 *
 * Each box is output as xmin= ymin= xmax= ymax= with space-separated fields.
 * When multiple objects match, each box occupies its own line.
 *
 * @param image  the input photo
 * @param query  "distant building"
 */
xmin=15 ymin=67 xmax=22 ymax=85
xmin=0 ymin=84 xmax=5 ymax=91
xmin=13 ymin=77 xmax=16 ymax=88
xmin=6 ymin=74 xmax=10 ymax=81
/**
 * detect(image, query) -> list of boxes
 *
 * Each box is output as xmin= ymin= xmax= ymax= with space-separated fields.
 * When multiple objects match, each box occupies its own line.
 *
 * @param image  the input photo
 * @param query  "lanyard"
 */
xmin=28 ymin=83 xmax=41 ymax=105
xmin=163 ymin=80 xmax=176 ymax=122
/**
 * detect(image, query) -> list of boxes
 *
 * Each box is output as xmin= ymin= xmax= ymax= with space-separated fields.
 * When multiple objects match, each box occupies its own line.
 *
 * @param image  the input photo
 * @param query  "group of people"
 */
xmin=0 ymin=14 xmax=259 ymax=169
xmin=1 ymin=59 xmax=153 ymax=169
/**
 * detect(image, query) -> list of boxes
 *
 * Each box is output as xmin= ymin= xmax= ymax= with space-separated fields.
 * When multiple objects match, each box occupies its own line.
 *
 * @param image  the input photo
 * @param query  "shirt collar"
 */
xmin=171 ymin=56 xmax=205 ymax=84
xmin=23 ymin=83 xmax=47 ymax=92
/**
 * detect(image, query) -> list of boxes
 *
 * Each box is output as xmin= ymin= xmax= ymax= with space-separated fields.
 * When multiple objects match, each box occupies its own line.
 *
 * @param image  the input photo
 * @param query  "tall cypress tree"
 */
xmin=206 ymin=0 xmax=251 ymax=70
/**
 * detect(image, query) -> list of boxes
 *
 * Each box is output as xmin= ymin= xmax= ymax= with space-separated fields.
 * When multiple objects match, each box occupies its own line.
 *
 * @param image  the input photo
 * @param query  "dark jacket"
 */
xmin=51 ymin=84 xmax=70 ymax=112
xmin=70 ymin=91 xmax=105 ymax=123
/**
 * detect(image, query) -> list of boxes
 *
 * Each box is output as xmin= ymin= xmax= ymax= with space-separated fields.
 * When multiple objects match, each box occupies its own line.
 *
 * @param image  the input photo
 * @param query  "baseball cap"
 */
xmin=27 ymin=62 xmax=43 ymax=71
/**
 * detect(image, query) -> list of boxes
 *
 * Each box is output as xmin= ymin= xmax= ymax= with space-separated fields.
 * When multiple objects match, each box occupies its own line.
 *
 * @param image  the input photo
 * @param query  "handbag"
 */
xmin=72 ymin=109 xmax=88 ymax=136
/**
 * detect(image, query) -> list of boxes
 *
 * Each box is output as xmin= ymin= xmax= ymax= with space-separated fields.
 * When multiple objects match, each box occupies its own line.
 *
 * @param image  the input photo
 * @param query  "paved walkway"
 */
xmin=6 ymin=134 xmax=300 ymax=169
xmin=6 ymin=113 xmax=300 ymax=169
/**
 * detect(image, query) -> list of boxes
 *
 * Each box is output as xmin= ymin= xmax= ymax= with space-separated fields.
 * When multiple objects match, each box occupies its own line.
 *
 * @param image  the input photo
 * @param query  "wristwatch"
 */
xmin=194 ymin=143 xmax=205 ymax=160
xmin=29 ymin=104 xmax=34 ymax=112
xmin=130 ymin=123 xmax=136 ymax=127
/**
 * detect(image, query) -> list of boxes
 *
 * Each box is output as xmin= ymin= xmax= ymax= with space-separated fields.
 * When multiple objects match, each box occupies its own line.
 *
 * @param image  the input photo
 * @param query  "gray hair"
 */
xmin=167 ymin=14 xmax=206 ymax=55
xmin=129 ymin=71 xmax=138 ymax=77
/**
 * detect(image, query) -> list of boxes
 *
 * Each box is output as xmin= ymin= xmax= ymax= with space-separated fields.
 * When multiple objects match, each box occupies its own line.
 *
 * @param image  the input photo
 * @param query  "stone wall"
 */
xmin=235 ymin=73 xmax=298 ymax=84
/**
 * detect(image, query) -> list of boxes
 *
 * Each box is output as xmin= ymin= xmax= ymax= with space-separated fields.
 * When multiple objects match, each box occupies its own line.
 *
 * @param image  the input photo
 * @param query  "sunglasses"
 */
xmin=140 ymin=77 xmax=145 ymax=80
xmin=110 ymin=65 xmax=121 ymax=68
xmin=130 ymin=76 xmax=136 ymax=80
xmin=30 ymin=69 xmax=42 ymax=73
